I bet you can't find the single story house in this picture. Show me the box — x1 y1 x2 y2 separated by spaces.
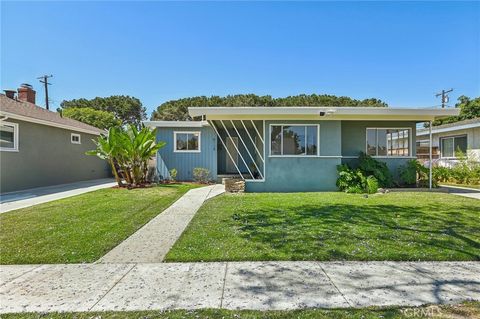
145 106 458 192
0 84 110 193
416 118 480 166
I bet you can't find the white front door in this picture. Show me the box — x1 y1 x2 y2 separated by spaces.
226 137 239 173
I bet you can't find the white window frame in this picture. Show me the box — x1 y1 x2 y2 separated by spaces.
71 133 81 144
269 124 320 157
173 131 201 153
365 127 412 158
440 134 467 159
0 121 19 152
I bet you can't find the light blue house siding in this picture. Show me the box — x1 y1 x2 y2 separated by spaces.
154 119 417 191
155 126 217 181
340 120 416 179
246 120 342 192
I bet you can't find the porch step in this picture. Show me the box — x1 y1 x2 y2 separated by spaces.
217 174 242 184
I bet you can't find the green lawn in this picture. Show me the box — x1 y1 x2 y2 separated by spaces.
166 192 480 262
0 184 197 264
2 303 479 319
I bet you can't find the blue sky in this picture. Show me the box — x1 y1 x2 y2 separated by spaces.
1 1 479 116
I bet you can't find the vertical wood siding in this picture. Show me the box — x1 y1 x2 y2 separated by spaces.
156 126 217 181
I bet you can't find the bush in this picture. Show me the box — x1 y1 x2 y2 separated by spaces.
398 159 430 187
169 168 177 182
336 164 378 194
358 152 393 187
366 176 379 194
432 159 480 186
193 167 211 184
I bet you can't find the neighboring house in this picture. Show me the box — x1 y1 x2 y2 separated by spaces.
145 106 458 192
416 118 480 167
0 84 109 193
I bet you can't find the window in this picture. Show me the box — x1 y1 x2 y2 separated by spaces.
270 125 318 156
366 128 411 157
440 135 467 158
174 131 201 152
71 133 81 144
0 121 18 151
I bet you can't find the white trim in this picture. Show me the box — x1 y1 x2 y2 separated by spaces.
208 120 245 180
70 133 81 144
220 120 255 179
365 127 412 157
0 111 102 135
241 120 264 163
144 120 209 128
173 131 201 153
230 120 264 180
189 106 459 121
0 121 19 152
439 134 467 159
269 124 320 157
417 122 480 136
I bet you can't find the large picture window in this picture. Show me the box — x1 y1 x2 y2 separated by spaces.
174 131 200 152
270 125 318 156
366 128 411 157
0 121 19 152
440 135 467 158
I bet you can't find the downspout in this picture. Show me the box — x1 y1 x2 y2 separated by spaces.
429 120 432 189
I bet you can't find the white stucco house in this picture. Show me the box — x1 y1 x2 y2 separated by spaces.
416 118 480 167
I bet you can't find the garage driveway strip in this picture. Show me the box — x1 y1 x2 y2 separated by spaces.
0 261 478 313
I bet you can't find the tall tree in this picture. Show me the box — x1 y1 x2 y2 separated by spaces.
60 95 147 127
62 107 121 129
151 94 388 121
432 96 480 126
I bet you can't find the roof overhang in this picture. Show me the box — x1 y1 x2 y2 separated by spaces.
0 110 103 135
188 107 460 122
417 121 480 136
144 120 210 128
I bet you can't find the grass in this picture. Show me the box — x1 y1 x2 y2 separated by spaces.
441 183 480 190
166 192 480 262
2 302 479 319
0 183 197 264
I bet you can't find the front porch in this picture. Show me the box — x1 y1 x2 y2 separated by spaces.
209 120 265 181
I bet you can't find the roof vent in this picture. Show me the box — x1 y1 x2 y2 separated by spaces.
3 89 16 99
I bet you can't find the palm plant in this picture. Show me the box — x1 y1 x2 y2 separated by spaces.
86 127 124 187
87 125 165 187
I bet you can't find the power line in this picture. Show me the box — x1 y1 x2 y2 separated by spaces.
37 75 53 110
435 88 453 108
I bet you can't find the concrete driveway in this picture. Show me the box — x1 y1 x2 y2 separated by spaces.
0 178 116 213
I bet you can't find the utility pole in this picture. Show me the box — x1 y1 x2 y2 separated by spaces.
435 88 453 108
37 75 53 110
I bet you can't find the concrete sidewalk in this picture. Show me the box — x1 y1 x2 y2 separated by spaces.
441 185 480 200
1 261 478 313
99 184 225 263
0 179 117 213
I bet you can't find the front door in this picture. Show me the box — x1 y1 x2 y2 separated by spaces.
226 137 239 173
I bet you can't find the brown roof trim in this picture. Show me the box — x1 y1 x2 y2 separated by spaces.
0 94 104 135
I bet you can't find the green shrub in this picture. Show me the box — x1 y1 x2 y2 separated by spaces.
433 158 480 186
398 159 430 187
169 168 177 182
358 152 393 187
336 164 377 194
193 167 211 184
366 176 379 194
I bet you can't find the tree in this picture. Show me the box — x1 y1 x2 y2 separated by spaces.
61 95 147 127
432 96 480 126
62 107 121 129
151 94 388 121
86 125 165 187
